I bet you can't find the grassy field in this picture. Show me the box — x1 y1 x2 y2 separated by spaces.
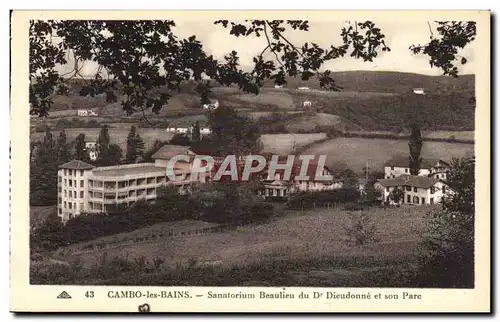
260 133 327 154
423 131 475 141
60 205 438 272
54 220 219 257
302 137 475 173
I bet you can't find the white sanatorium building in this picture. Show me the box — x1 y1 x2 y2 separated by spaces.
57 145 200 223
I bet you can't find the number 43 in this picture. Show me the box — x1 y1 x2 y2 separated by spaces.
85 291 94 298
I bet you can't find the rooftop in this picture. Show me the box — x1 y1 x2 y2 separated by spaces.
384 156 448 169
152 145 192 160
377 174 442 189
59 160 95 170
92 165 166 177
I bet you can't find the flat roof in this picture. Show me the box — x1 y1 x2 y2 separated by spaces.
92 165 166 178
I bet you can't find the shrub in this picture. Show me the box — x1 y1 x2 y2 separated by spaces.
343 212 380 246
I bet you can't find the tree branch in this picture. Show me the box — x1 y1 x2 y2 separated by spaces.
266 21 306 60
427 21 434 38
263 23 285 68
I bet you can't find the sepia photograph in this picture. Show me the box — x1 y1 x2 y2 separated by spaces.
10 9 490 312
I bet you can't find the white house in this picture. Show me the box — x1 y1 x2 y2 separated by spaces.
85 142 97 150
384 157 450 180
85 141 98 161
199 127 211 135
77 109 88 117
375 174 450 206
77 109 98 117
203 100 219 110
413 88 425 95
166 127 189 134
303 100 312 108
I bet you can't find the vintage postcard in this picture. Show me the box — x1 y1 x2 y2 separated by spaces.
10 10 490 313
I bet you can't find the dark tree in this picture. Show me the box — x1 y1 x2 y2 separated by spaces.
169 133 191 147
340 168 359 190
442 156 475 215
125 125 146 163
208 105 262 157
55 130 70 165
74 133 88 161
106 144 123 166
96 125 111 165
141 139 166 163
30 127 58 206
408 126 423 175
191 121 201 143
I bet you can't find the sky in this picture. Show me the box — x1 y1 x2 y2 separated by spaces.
57 19 478 77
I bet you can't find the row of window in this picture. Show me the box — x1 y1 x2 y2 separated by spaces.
63 169 85 177
387 195 436 205
386 185 446 194
389 166 408 172
60 201 84 211
60 190 85 199
59 177 85 188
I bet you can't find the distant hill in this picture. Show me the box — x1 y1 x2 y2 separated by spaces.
45 71 475 132
262 71 475 94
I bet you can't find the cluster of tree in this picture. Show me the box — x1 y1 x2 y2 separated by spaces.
30 124 149 205
417 156 475 288
30 128 71 205
190 182 274 225
286 188 361 209
256 112 307 134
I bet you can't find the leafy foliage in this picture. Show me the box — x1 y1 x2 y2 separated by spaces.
417 156 475 288
141 139 167 163
95 125 122 166
28 19 391 117
410 21 476 77
389 187 405 204
207 106 262 156
189 182 274 225
30 127 64 206
74 133 91 162
169 133 191 146
29 19 475 119
442 156 475 215
344 212 380 246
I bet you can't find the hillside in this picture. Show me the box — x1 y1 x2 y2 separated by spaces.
43 71 475 132
262 71 475 94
